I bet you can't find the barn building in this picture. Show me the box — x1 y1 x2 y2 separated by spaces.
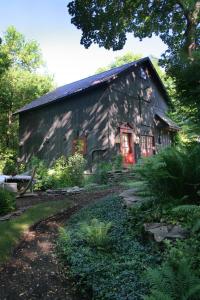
15 57 179 168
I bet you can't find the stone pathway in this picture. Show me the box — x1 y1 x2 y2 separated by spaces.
119 188 143 207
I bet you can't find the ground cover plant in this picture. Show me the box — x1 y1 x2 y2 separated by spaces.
58 196 161 300
0 199 71 263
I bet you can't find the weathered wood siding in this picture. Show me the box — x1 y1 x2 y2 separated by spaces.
19 85 110 166
19 63 172 167
107 64 171 159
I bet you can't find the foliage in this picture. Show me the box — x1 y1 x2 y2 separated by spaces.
68 1 200 126
96 51 165 80
29 153 86 190
3 160 17 175
80 218 112 249
94 161 112 184
145 247 200 300
0 148 17 173
113 154 123 170
29 156 52 190
172 205 200 232
67 152 86 186
0 188 16 215
68 1 199 56
134 144 200 203
58 196 161 299
0 26 53 151
0 199 71 264
167 51 200 124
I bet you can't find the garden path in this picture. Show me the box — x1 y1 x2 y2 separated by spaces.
0 187 121 300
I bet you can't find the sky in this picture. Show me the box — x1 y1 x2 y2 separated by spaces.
0 0 168 86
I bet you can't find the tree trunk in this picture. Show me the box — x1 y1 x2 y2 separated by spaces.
184 1 200 57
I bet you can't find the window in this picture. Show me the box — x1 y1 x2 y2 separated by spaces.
72 137 87 155
140 135 155 157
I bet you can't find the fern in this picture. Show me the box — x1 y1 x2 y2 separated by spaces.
172 205 200 215
80 218 112 249
134 144 200 203
145 253 200 300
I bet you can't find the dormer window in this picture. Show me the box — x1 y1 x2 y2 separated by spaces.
139 67 147 80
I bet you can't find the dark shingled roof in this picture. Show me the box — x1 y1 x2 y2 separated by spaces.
15 57 168 114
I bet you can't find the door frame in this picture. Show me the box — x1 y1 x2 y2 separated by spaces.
119 123 135 165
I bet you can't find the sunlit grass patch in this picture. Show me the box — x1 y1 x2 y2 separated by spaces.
0 199 71 264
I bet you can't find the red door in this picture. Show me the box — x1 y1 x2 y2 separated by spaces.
121 132 135 165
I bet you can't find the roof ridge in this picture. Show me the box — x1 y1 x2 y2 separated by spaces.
15 57 152 114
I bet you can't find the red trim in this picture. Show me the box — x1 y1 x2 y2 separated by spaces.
120 125 135 165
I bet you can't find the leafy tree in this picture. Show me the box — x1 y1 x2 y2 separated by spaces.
68 1 200 56
96 51 164 78
68 1 200 122
0 27 54 153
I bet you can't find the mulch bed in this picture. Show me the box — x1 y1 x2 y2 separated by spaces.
0 187 122 300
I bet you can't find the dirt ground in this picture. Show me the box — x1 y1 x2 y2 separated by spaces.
0 187 122 300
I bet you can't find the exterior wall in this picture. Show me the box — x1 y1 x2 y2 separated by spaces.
19 63 172 168
19 85 110 166
107 64 171 161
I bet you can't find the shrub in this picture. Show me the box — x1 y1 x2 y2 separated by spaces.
144 247 200 300
52 156 69 188
67 152 86 186
0 188 16 215
94 162 112 184
134 144 200 203
113 154 123 170
3 160 16 175
0 149 17 174
80 218 112 249
29 156 52 190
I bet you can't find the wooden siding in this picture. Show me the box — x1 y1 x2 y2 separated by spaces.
19 62 172 168
19 85 110 165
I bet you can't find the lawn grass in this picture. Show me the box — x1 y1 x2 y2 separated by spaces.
0 199 71 264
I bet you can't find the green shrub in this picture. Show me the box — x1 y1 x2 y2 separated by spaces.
29 153 86 190
51 155 69 188
144 247 200 300
67 152 86 186
113 154 123 170
94 162 112 184
29 156 52 190
0 149 17 174
0 188 16 215
3 160 16 175
58 196 160 299
134 144 200 203
172 205 200 232
80 218 112 249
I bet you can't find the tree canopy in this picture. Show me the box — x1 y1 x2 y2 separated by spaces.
68 1 200 123
68 1 200 56
96 52 164 79
0 27 54 153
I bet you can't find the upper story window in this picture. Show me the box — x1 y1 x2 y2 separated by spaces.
139 67 147 80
